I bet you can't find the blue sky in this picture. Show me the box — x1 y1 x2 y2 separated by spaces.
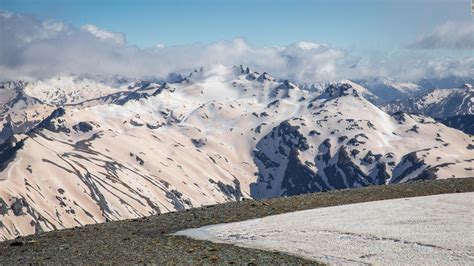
1 0 472 50
0 0 473 81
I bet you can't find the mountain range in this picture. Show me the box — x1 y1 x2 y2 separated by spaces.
0 65 472 240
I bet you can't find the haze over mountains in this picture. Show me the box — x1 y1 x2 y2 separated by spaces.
0 65 473 240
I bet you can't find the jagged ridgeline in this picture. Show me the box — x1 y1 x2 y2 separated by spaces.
0 65 473 240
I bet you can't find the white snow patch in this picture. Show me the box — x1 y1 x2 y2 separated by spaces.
174 193 474 265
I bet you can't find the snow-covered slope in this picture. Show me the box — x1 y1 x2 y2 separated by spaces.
381 84 473 119
175 193 474 265
0 65 473 240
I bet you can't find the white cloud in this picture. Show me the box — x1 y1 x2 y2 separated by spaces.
409 21 474 50
82 24 125 45
0 11 473 83
42 21 67 33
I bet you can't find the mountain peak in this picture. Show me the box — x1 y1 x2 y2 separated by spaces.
257 72 275 83
323 83 360 98
315 81 376 103
461 83 472 90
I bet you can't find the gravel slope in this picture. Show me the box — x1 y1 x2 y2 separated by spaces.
1 178 473 264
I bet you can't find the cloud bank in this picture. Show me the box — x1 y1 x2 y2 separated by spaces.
0 10 473 83
409 21 474 50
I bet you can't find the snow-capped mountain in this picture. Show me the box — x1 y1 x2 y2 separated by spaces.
381 84 473 119
357 76 474 104
23 75 140 105
250 83 473 198
357 77 426 104
0 65 473 240
0 81 56 144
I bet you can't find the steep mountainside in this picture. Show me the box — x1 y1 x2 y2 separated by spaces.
0 65 473 240
438 115 474 135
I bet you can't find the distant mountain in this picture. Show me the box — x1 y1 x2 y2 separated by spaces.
356 76 474 104
381 84 473 119
0 65 472 240
22 75 138 105
419 76 474 91
356 77 426 104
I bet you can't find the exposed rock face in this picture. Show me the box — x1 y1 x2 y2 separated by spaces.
73 122 94 133
0 137 25 172
438 115 474 135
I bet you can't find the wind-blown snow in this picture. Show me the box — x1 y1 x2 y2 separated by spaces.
174 192 474 265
